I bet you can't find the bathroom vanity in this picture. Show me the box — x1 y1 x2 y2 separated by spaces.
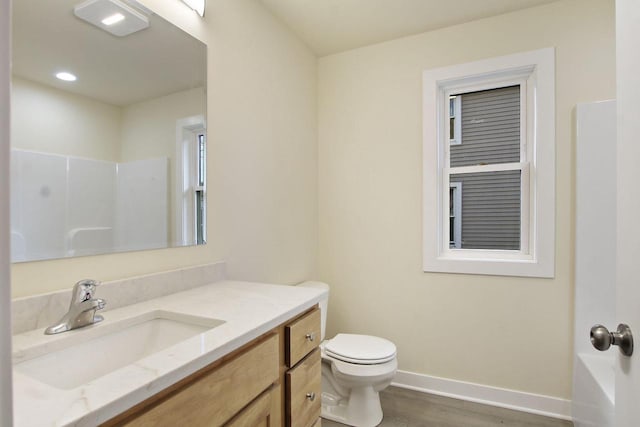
103 307 322 426
12 278 325 427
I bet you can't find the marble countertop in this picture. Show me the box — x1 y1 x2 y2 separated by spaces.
12 280 327 427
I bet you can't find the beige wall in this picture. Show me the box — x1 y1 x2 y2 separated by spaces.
317 0 615 399
11 0 318 297
11 77 121 161
120 87 205 163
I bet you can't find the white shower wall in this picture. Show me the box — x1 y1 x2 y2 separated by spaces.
68 157 116 231
66 157 116 257
115 158 168 252
10 149 167 261
10 150 67 261
573 100 616 427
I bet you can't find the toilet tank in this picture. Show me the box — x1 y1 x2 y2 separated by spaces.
297 281 329 341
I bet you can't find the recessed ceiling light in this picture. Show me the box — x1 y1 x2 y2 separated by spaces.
101 12 125 26
55 72 77 82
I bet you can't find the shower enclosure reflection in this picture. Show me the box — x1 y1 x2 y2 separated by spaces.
10 0 207 262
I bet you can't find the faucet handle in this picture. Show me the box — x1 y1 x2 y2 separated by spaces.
72 279 101 304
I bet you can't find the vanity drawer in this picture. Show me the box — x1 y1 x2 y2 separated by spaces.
117 333 279 427
286 348 321 427
286 307 321 368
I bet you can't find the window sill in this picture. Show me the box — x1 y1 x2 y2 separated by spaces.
424 254 554 278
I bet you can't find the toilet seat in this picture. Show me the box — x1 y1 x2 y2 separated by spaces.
327 353 398 379
324 334 396 365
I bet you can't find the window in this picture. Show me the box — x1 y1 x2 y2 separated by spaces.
175 115 206 246
422 48 555 278
448 85 524 251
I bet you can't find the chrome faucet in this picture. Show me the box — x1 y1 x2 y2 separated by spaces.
44 279 106 335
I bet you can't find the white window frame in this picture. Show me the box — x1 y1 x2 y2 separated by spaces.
422 48 555 278
449 182 462 249
195 132 207 245
445 81 529 255
449 95 462 145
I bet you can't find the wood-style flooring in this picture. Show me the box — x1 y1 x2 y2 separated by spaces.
321 386 574 427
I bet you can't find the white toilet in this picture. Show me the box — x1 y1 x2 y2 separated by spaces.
299 281 397 427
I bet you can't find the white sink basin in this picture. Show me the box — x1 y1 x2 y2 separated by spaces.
14 310 224 390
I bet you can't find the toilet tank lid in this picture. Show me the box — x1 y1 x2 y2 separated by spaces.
325 333 396 362
297 281 330 292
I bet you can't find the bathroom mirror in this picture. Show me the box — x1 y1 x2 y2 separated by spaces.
10 0 207 262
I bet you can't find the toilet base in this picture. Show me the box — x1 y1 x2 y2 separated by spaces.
321 387 383 427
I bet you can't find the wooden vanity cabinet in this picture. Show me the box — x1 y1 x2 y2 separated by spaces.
101 305 321 427
103 333 280 427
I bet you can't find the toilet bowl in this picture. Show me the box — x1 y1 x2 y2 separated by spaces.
298 282 397 427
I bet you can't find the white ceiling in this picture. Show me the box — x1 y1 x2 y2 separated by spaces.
259 0 561 56
13 0 562 104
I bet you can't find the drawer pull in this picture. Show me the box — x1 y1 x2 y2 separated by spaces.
306 392 316 402
305 333 316 342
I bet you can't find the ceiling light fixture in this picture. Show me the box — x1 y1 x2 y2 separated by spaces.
181 0 205 17
101 12 125 26
55 72 77 82
74 0 149 37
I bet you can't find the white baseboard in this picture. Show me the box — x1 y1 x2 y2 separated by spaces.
391 370 572 421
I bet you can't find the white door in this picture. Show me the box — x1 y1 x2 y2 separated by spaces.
615 1 640 425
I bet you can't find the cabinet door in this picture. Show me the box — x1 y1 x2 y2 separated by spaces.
226 387 275 427
118 333 279 427
286 348 321 427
